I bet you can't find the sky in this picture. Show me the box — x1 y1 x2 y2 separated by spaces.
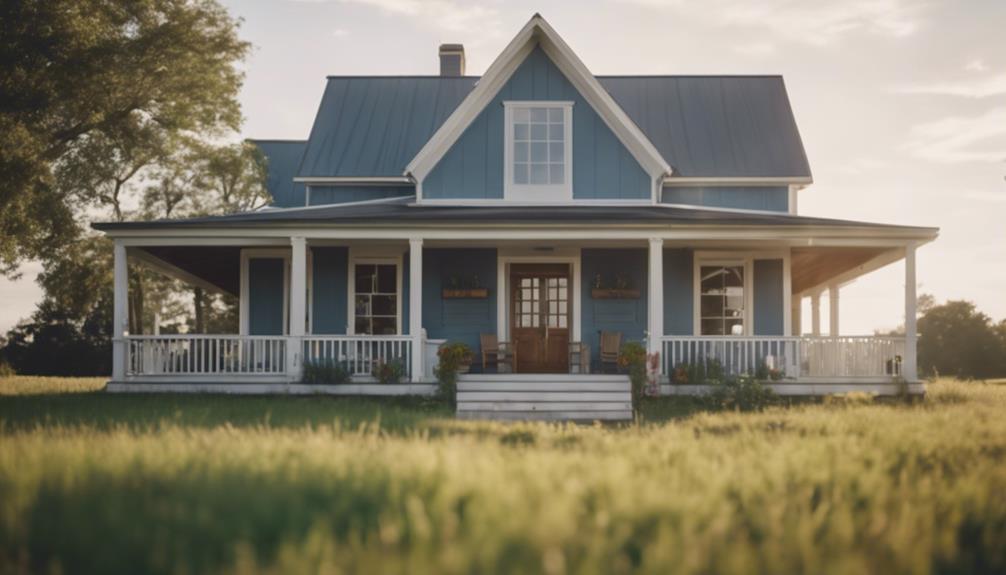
2 0 1005 335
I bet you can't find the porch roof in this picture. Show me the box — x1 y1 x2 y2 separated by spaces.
93 197 937 236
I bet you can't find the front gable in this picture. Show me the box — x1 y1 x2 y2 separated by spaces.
422 47 651 201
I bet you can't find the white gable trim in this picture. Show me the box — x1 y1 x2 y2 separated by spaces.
404 14 671 189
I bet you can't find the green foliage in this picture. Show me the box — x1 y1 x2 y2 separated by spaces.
705 375 777 412
671 358 725 385
301 359 351 385
918 300 1006 379
0 0 251 273
617 341 648 404
433 342 473 404
0 377 1004 573
372 358 406 385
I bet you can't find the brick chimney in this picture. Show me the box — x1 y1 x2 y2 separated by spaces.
439 44 465 77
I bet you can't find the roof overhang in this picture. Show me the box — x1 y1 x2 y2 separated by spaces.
404 14 672 185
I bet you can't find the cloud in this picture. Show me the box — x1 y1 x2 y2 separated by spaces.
965 59 989 72
331 28 350 37
618 0 923 46
895 73 1006 98
904 107 1006 163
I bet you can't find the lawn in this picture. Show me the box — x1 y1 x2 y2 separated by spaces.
1 377 1004 574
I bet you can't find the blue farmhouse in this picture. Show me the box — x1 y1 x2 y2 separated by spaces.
94 15 938 419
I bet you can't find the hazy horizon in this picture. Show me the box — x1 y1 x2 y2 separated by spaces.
2 0 1004 335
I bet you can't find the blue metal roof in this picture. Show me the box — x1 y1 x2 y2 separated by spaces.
251 140 308 207
296 75 811 179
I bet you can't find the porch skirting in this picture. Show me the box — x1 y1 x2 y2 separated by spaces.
105 382 438 396
659 381 925 397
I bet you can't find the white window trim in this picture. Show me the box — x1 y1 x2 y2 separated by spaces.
503 101 574 202
239 248 292 336
691 250 792 337
347 248 404 335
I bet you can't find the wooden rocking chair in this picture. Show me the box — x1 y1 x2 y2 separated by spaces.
599 331 623 373
481 333 517 373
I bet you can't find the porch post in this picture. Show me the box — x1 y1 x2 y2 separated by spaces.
828 285 840 336
647 238 664 372
904 244 918 381
791 296 802 336
288 236 307 381
409 238 424 382
112 240 129 381
811 293 821 336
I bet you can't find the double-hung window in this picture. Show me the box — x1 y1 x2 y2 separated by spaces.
699 264 747 336
504 101 573 201
352 262 400 335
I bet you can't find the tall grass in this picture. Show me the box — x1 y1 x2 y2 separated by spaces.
0 377 1004 574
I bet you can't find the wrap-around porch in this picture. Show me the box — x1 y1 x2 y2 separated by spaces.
107 232 924 395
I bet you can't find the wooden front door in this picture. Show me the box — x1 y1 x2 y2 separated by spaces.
510 264 570 373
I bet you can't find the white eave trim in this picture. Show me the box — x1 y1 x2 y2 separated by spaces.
404 14 672 186
293 176 414 185
663 176 814 186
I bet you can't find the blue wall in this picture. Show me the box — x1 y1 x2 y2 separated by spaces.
421 249 497 367
308 185 414 206
663 249 693 335
424 47 651 201
754 259 785 335
581 249 647 368
311 247 348 334
661 186 789 212
248 258 285 335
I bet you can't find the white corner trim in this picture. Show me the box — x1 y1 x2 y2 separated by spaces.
405 14 670 188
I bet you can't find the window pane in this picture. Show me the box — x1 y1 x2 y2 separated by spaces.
725 294 744 316
372 295 396 316
701 319 725 336
376 265 396 293
356 265 375 292
700 267 723 293
548 123 564 141
727 319 744 336
514 107 529 122
530 163 548 184
701 295 724 317
514 123 529 140
514 142 529 161
355 317 371 335
549 164 564 184
549 142 564 162
530 107 548 122
530 123 547 140
530 142 548 162
514 162 528 184
355 295 371 316
724 266 744 287
372 317 397 335
548 107 563 122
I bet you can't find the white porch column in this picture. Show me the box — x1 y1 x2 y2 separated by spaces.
904 244 918 381
647 238 664 371
409 238 424 382
811 293 821 336
791 296 802 336
828 285 840 337
288 237 307 380
112 241 129 381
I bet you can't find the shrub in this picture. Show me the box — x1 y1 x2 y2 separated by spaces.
301 358 351 385
705 375 776 412
671 359 725 385
618 341 660 406
434 342 473 405
372 358 405 385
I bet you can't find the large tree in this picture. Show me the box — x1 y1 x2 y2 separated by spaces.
917 300 1005 379
0 0 250 274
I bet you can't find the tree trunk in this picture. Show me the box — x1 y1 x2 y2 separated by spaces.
194 287 206 333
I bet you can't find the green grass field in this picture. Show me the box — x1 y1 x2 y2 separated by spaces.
1 377 1004 574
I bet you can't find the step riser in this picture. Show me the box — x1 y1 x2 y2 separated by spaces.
457 411 633 421
458 402 632 412
457 382 629 392
457 392 630 402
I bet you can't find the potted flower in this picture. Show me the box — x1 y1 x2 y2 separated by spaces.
438 342 474 374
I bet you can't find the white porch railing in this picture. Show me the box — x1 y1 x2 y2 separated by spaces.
126 335 287 376
302 335 413 379
661 336 905 380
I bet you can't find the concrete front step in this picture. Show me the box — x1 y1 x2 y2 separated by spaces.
455 374 633 421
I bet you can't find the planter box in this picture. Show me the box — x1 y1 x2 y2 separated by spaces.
442 288 489 299
591 288 640 299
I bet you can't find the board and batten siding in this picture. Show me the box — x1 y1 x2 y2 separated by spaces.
661 186 789 212
663 249 694 336
421 249 498 367
423 47 651 201
308 185 414 206
248 258 286 335
581 249 647 368
310 247 348 334
753 259 785 336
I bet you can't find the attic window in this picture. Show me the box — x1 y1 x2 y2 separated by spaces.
503 101 573 201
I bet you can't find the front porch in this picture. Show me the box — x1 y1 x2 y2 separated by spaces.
105 231 926 396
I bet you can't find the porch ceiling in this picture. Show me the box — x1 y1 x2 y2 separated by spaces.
137 246 241 295
791 246 891 295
